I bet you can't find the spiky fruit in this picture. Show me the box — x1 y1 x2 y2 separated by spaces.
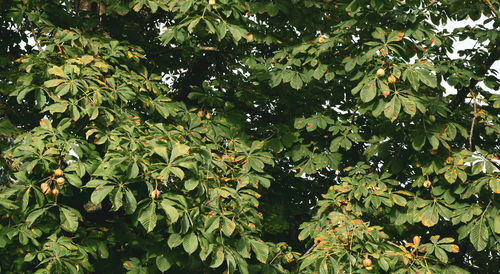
151 189 161 199
388 74 396 83
54 168 63 176
52 188 59 196
56 177 65 186
41 182 51 195
424 179 431 188
376 68 385 77
363 258 372 267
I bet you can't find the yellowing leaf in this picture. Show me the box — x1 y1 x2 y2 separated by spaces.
81 55 94 65
44 79 64 88
170 143 189 162
48 66 64 77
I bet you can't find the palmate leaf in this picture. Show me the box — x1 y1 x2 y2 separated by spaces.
91 185 114 205
182 232 198 255
59 206 80 233
470 219 489 251
138 202 157 232
2 0 500 273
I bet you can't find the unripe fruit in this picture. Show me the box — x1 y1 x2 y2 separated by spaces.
54 168 63 176
388 74 396 83
376 68 385 77
52 188 59 196
424 179 431 188
197 110 204 118
56 177 65 186
363 258 372 267
41 182 51 195
413 236 421 246
205 112 212 119
151 189 161 199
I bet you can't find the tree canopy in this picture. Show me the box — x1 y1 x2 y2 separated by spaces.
1 0 500 273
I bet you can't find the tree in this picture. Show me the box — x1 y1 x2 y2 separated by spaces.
1 0 499 273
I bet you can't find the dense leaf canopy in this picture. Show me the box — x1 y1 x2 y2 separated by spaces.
1 0 500 273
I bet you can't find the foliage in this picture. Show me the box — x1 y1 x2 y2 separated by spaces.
1 0 500 273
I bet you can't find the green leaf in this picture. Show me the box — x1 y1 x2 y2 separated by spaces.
138 202 157 232
59 207 79 232
210 247 225 268
170 143 190 162
204 216 220 234
290 73 303 90
360 80 376 102
184 179 199 191
216 23 227 41
470 220 489 251
26 207 48 227
153 146 169 161
489 177 500 193
156 255 172 272
378 257 389 271
434 247 448 263
168 233 183 248
412 131 426 151
124 188 137 214
183 232 198 255
65 173 82 188
43 103 68 114
250 239 268 263
91 185 115 204
222 217 236 236
160 200 179 223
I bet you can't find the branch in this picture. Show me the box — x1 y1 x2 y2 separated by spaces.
469 92 477 150
29 22 43 52
449 43 500 110
302 241 319 257
483 0 498 17
198 46 219 51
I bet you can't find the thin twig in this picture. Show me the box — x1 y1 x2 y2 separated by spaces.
29 22 43 52
469 92 477 150
386 240 401 248
198 46 219 51
302 241 319 257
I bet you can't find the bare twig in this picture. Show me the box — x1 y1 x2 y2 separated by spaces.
302 241 319 257
198 46 219 51
386 240 401 248
29 22 43 52
469 92 477 150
